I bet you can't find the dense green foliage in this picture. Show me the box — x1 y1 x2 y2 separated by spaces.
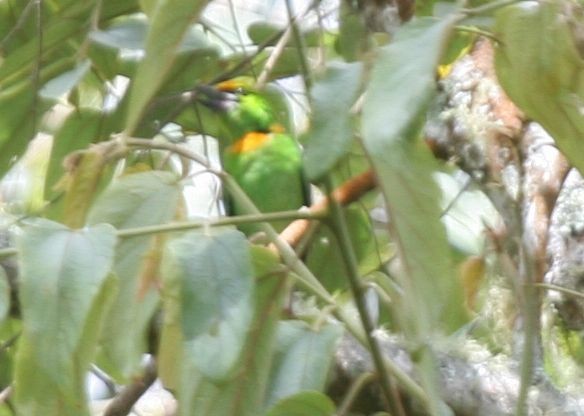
1 0 584 415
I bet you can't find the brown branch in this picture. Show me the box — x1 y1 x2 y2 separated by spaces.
103 357 158 416
276 170 377 250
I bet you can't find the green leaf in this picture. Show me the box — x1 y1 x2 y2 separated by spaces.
303 62 363 181
494 1 584 175
435 172 499 255
125 0 210 133
362 16 462 416
101 0 140 20
39 60 91 100
140 0 158 16
363 15 464 331
250 48 306 81
0 89 40 175
87 171 181 379
247 22 320 47
174 246 289 416
265 321 342 408
335 1 372 61
265 391 336 416
89 17 149 51
164 228 254 381
14 219 117 416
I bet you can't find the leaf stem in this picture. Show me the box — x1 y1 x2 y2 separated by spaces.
221 174 333 302
125 137 212 169
324 177 405 416
337 372 376 416
117 210 325 238
534 282 584 300
0 212 324 258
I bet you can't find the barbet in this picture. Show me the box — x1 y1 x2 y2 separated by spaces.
197 79 309 234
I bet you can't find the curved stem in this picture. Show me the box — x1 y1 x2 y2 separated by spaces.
325 177 405 416
337 372 377 416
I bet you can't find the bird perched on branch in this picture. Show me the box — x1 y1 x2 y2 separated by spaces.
196 78 309 234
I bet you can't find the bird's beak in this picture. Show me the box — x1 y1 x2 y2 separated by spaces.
195 85 238 112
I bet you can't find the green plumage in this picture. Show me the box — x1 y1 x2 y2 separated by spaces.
225 93 275 138
223 132 307 233
199 80 309 234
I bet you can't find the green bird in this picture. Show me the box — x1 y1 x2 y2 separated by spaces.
197 78 310 234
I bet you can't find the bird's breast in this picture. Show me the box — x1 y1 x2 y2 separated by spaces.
228 131 271 154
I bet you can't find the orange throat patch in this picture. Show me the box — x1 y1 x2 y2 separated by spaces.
229 131 271 154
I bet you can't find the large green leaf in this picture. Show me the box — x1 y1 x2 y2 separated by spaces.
14 219 117 416
303 62 363 181
265 391 336 416
87 171 181 379
363 16 464 331
175 246 289 416
265 321 342 408
494 1 584 174
164 228 254 381
362 16 462 416
125 0 211 133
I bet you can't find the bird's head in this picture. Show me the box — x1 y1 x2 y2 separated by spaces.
196 77 285 141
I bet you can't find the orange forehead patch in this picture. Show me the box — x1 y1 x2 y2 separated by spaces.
216 79 243 92
228 132 271 154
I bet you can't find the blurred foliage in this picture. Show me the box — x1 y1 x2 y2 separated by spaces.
0 0 582 415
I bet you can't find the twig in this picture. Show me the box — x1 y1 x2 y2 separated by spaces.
337 372 376 416
255 26 293 89
117 210 324 239
277 170 377 250
534 283 584 300
103 356 158 416
125 137 212 170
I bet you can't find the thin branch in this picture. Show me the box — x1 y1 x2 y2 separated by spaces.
337 372 376 416
277 170 377 250
103 356 158 416
255 25 293 89
117 210 324 239
326 177 405 416
534 283 584 301
125 137 212 170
